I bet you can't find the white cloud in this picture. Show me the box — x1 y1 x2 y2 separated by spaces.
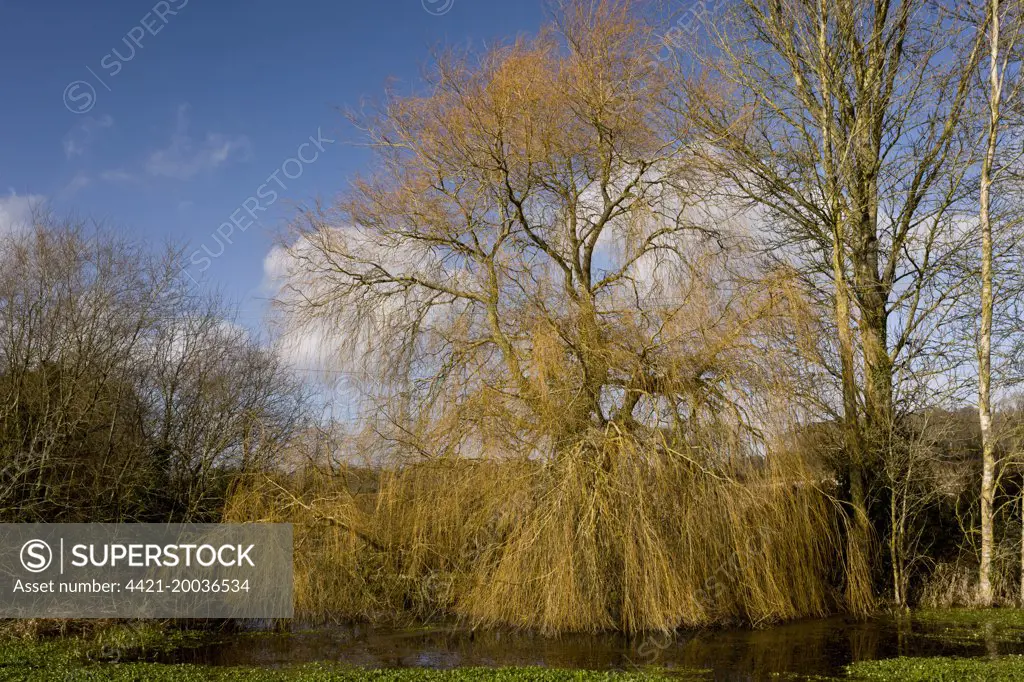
263 245 326 370
99 169 138 184
262 243 367 379
0 192 44 235
60 173 92 198
262 227 454 387
146 104 251 180
62 114 113 158
263 243 291 282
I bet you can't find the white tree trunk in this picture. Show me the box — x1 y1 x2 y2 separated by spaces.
979 0 1001 608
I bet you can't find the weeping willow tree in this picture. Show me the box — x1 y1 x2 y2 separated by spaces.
277 1 809 460
261 0 851 632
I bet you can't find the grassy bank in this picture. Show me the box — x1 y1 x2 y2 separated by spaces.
842 609 1024 680
0 640 698 681
0 627 702 681
903 608 1024 647
846 656 1024 681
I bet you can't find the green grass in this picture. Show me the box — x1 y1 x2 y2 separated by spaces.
0 636 705 681
909 608 1024 646
2 663 704 681
914 608 1024 628
846 655 1024 681
836 610 1024 680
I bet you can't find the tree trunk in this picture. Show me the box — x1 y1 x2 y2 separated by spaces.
853 208 893 441
979 0 1000 609
833 225 874 612
891 492 902 606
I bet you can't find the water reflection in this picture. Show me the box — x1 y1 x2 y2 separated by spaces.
165 615 1024 681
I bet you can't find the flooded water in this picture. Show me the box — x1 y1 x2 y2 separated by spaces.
164 615 1024 681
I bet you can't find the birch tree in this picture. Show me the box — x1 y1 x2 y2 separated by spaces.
977 0 1024 607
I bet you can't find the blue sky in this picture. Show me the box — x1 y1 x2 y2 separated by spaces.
0 0 546 329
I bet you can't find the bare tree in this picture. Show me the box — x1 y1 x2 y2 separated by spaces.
144 299 308 521
690 0 988 605
976 0 1024 606
882 414 953 606
276 1 808 464
0 212 308 522
0 213 172 520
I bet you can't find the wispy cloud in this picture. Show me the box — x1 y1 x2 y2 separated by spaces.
62 114 113 158
0 192 44 235
57 169 138 200
146 104 251 180
60 173 92 199
99 168 138 184
262 244 335 372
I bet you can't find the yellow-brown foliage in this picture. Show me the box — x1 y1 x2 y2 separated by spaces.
225 432 849 634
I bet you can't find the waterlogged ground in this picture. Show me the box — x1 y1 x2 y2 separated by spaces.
4 610 1024 680
163 610 1024 680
